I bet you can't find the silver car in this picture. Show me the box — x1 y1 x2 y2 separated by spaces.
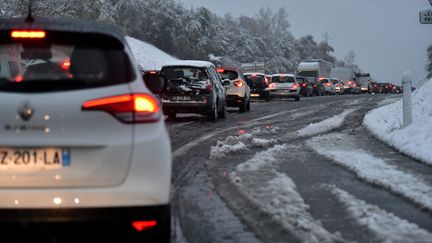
266 74 301 101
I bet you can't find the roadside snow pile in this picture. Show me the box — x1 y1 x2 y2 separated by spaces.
235 144 289 172
126 36 178 71
363 79 432 166
297 109 356 137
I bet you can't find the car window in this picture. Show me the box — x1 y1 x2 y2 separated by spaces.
0 41 134 93
219 70 239 80
272 76 295 83
162 66 208 82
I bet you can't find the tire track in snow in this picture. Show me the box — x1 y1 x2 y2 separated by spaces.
327 185 432 243
307 133 432 211
228 144 346 243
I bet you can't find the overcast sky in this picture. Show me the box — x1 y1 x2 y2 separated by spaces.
178 0 432 85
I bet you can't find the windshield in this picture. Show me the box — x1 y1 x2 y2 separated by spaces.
219 70 239 80
272 76 295 83
0 43 133 93
162 66 208 82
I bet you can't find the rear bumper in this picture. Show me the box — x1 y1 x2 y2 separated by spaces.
0 204 170 242
269 89 299 97
162 101 211 115
226 95 243 107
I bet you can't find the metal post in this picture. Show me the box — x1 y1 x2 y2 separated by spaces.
402 71 412 128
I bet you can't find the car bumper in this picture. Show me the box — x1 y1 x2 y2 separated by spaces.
269 89 299 97
226 94 243 107
0 204 170 242
162 100 211 114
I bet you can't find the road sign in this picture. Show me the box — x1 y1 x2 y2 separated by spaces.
419 9 432 24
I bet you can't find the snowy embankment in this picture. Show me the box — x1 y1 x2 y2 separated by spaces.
126 36 178 71
297 109 355 137
363 80 432 166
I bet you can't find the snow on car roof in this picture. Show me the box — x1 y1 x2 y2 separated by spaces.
243 72 266 76
162 60 215 68
272 73 296 77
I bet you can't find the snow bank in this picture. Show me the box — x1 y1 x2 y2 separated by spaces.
307 133 432 211
235 144 289 172
329 186 432 242
363 80 432 165
126 36 178 71
297 109 355 137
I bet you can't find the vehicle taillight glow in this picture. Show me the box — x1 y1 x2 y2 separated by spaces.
11 30 46 38
302 83 307 87
82 94 160 123
291 83 299 90
15 75 23 83
234 80 243 87
61 60 71 70
216 68 224 73
132 220 158 232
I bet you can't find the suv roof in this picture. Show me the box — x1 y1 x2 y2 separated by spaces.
163 60 215 68
0 17 126 43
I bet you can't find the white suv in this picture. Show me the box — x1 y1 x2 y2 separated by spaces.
0 17 172 242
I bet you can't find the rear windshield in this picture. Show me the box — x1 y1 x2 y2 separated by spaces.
162 67 208 82
320 79 329 83
244 74 265 84
272 76 295 83
219 70 238 80
0 36 134 93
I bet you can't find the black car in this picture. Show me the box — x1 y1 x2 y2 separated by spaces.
296 76 314 97
160 60 227 121
243 72 270 101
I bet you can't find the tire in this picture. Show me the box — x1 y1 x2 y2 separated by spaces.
294 96 300 102
246 97 251 111
239 97 247 113
209 101 218 122
219 100 227 119
167 112 176 121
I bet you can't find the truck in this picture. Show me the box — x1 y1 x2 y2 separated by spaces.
296 59 334 83
356 73 372 93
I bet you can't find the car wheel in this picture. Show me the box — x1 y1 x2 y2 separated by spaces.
294 96 300 102
246 97 251 111
239 97 247 113
167 112 176 121
209 101 218 121
219 100 227 118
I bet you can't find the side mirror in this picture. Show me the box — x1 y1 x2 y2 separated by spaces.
143 73 166 95
222 79 231 86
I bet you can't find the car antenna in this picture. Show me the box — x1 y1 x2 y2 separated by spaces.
25 0 35 22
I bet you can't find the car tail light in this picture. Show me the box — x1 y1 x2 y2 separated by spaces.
233 80 244 87
205 82 213 92
325 83 331 86
61 60 71 70
313 84 317 87
302 83 307 87
268 83 274 89
216 68 224 73
11 30 46 38
82 93 160 123
132 220 158 232
291 83 299 90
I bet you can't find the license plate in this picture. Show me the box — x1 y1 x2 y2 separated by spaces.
250 93 260 97
0 148 70 170
172 96 191 101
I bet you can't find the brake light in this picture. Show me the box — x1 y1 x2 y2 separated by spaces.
11 30 46 38
216 68 224 73
233 80 243 87
61 60 71 70
268 83 274 89
132 220 158 232
291 83 299 90
206 82 213 92
325 83 331 86
302 83 307 87
82 94 160 123
149 70 157 75
15 75 23 83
